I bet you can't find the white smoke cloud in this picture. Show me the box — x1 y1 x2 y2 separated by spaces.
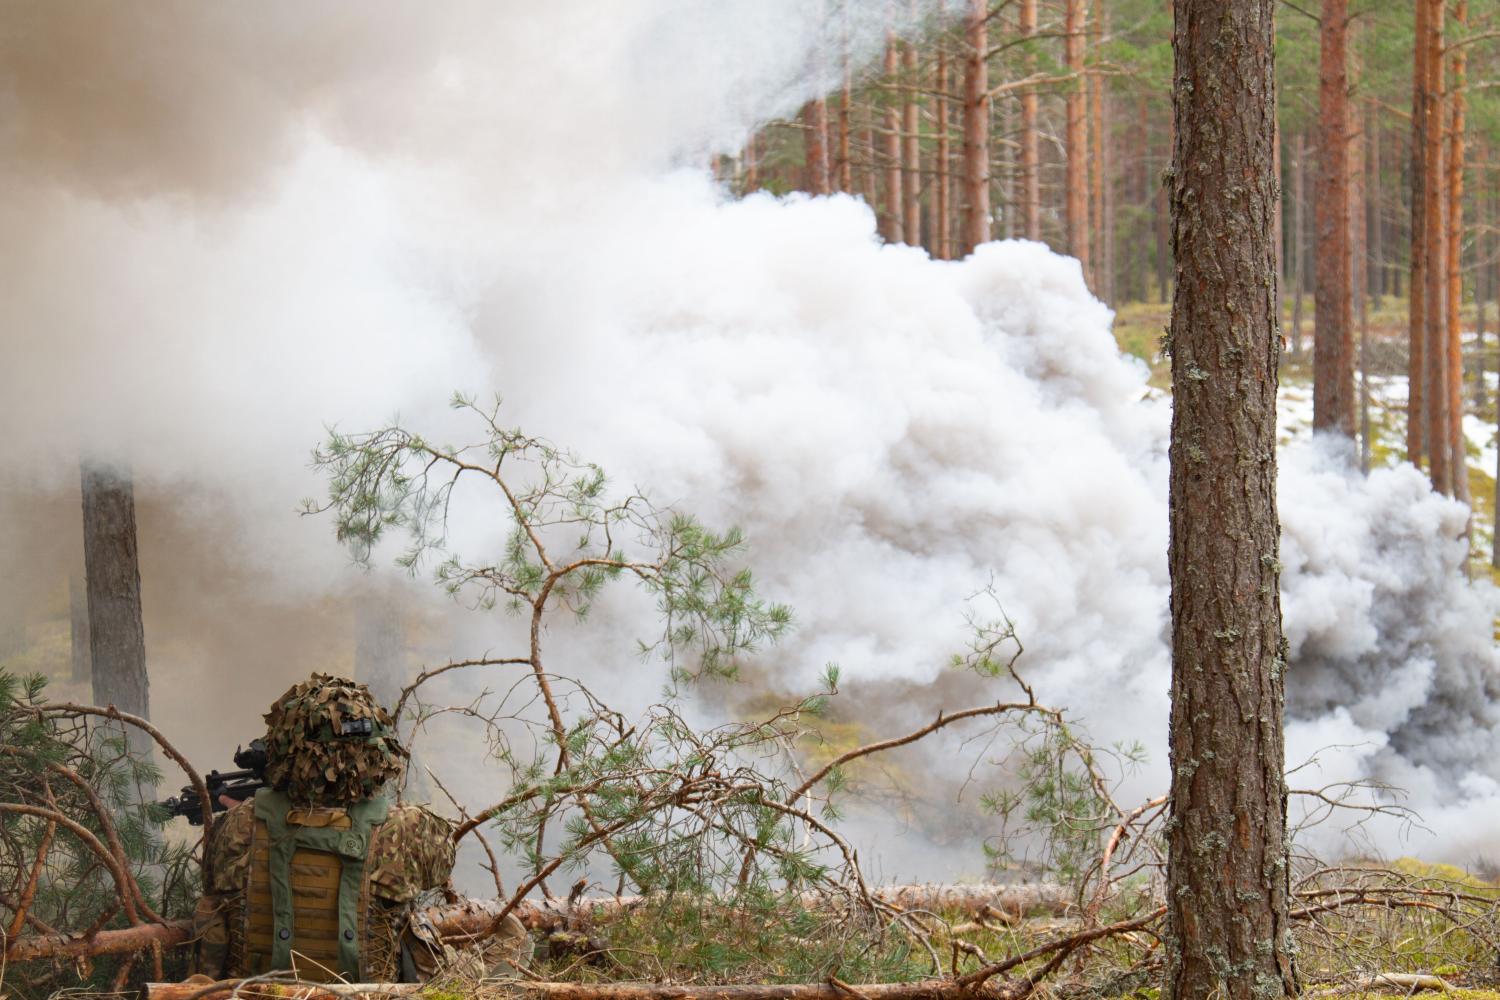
3 0 1498 880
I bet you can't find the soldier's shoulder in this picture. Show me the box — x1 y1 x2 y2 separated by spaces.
384 803 456 839
368 802 457 902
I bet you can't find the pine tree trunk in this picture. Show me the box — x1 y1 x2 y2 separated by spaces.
1065 0 1088 274
1357 96 1372 473
935 50 951 260
1409 0 1431 466
901 37 921 247
1291 131 1306 359
79 462 152 760
1476 142 1489 413
1273 112 1284 303
836 18 852 195
1314 0 1353 436
1088 3 1107 296
1137 95 1152 301
1019 0 1040 241
1156 113 1171 302
1369 111 1384 300
1447 0 1469 505
1164 0 1298 998
883 37 905 244
744 133 759 193
804 99 830 196
69 573 90 683
1424 0 1449 494
355 581 408 712
959 0 990 255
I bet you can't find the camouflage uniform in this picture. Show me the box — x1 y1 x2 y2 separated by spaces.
194 674 528 983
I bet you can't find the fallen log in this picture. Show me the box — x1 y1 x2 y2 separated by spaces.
8 885 1070 964
6 900 523 964
1311 974 1453 996
143 979 1012 1000
515 883 1073 931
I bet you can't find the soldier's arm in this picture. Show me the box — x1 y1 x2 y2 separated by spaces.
194 800 256 977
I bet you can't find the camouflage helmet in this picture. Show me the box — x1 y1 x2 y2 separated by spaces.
262 673 408 806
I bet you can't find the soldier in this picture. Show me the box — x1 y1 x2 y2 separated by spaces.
193 673 527 982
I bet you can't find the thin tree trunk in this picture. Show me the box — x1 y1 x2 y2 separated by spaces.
1370 109 1383 301
1477 143 1490 413
1314 0 1353 436
744 133 759 193
959 0 990 255
836 14 852 194
901 36 921 246
69 574 90 683
1447 0 1469 506
1358 97 1372 473
1156 112 1171 302
1137 95 1152 301
1291 130 1307 359
1065 0 1089 274
1019 0 1040 241
1164 0 1297 998
79 462 151 761
883 36 905 244
935 49 951 260
1409 0 1431 466
1088 3 1107 295
1424 0 1449 494
804 99 830 196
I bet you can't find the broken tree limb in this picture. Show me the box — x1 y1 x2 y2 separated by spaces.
1310 974 1453 995
6 919 193 963
7 885 1071 964
514 884 1074 932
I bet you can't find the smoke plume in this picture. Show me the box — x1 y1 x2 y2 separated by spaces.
2 1 1497 881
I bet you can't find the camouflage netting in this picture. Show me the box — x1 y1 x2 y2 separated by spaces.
262 673 408 806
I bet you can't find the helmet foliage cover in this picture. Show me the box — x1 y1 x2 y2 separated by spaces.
262 674 408 806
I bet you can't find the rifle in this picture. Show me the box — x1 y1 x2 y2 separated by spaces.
156 739 268 825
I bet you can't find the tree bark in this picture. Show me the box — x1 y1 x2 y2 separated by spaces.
1314 0 1353 436
1446 0 1469 506
959 0 990 255
79 462 151 760
1019 0 1041 241
1164 1 1297 998
1408 0 1431 467
1424 0 1449 494
1065 0 1089 275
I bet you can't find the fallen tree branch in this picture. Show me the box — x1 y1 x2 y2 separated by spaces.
6 885 1075 964
1312 973 1453 995
144 979 1015 1000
